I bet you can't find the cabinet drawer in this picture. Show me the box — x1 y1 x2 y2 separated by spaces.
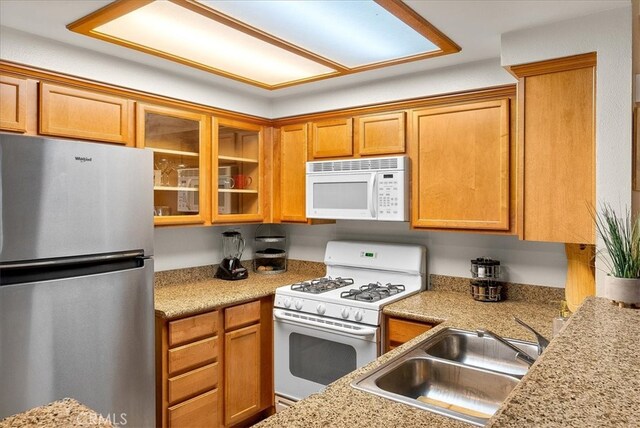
225 300 260 330
387 318 433 345
39 82 133 144
168 388 218 428
168 362 218 405
169 312 218 347
168 336 218 376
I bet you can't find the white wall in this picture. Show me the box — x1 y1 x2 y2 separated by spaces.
0 26 271 118
285 222 567 288
271 58 516 118
501 6 633 294
153 225 259 272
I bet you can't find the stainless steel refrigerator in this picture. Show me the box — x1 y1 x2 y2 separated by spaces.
0 134 155 426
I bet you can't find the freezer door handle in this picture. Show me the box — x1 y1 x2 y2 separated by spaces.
1 250 145 269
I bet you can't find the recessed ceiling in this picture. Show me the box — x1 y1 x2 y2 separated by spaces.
0 1 629 98
67 0 460 90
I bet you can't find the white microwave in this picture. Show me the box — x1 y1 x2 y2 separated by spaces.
306 156 408 221
177 168 199 213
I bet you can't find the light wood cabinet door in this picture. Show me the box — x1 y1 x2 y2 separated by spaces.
355 111 405 156
0 74 27 133
385 317 433 352
137 103 210 226
310 117 353 159
213 117 264 223
168 389 219 428
411 99 510 230
510 54 596 244
224 323 261 426
276 123 308 222
39 82 133 144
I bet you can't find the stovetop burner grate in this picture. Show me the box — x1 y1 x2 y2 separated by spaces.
340 282 406 302
290 277 355 294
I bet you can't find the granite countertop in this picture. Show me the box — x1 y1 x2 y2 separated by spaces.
0 399 112 428
256 284 640 427
154 259 325 319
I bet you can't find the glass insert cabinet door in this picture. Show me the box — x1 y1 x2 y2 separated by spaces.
213 118 263 222
136 103 209 225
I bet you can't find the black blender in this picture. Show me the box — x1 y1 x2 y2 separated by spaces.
215 230 248 280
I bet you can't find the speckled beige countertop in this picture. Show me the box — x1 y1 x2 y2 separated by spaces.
0 399 112 428
256 280 640 428
155 259 325 319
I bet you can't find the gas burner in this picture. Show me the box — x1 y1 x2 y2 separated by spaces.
290 277 354 294
340 282 406 302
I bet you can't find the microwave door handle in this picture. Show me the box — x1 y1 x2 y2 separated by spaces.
369 174 377 218
273 309 377 338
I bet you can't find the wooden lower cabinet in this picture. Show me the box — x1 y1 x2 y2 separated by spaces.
385 316 435 352
224 324 261 425
156 297 274 428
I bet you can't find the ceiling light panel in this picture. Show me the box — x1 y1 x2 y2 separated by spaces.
200 0 439 68
93 1 336 86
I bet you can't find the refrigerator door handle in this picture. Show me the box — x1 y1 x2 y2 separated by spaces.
0 250 145 269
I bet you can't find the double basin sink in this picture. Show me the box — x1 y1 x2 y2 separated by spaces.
352 328 539 426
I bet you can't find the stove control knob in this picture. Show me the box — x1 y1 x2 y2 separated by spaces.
295 300 303 310
317 304 326 315
355 310 364 322
341 308 350 319
284 298 292 309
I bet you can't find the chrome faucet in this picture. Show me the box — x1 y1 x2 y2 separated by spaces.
476 329 537 366
514 317 550 356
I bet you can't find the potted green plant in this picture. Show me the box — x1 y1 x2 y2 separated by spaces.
594 205 640 307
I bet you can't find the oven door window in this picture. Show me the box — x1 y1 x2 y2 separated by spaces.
289 332 357 385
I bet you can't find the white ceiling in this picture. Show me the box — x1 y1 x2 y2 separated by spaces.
0 0 629 99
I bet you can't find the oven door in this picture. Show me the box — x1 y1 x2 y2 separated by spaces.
306 172 377 220
274 309 379 402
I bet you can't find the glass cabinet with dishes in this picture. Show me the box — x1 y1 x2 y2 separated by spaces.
213 118 263 223
136 103 209 226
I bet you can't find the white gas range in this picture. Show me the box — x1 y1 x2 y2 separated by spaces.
273 241 426 410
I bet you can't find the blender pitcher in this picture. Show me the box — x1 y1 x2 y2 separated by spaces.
215 231 248 280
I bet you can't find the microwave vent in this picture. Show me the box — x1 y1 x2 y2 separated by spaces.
311 156 401 172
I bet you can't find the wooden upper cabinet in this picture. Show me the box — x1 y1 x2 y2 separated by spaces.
275 123 309 223
39 82 134 145
136 103 210 226
213 118 264 223
509 53 596 244
355 111 405 156
0 74 28 133
310 117 353 159
411 99 511 231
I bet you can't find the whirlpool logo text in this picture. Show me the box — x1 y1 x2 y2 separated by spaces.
74 156 92 162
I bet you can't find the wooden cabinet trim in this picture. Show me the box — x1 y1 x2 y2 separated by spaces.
168 336 218 376
169 311 218 348
39 82 133 145
0 74 27 132
225 300 261 331
507 52 597 78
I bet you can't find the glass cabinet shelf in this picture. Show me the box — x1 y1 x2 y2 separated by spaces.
218 155 258 164
218 188 259 194
154 186 199 192
149 147 199 157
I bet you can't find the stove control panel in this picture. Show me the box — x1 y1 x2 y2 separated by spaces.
377 171 405 221
274 294 381 325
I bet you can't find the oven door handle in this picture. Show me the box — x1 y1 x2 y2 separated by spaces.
273 309 378 338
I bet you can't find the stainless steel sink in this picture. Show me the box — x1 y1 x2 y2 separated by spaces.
352 328 539 426
423 328 538 377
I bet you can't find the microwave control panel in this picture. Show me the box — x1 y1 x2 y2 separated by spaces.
377 171 406 221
